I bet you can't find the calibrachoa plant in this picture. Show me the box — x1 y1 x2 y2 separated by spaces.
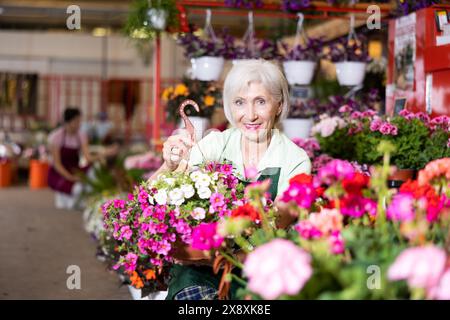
101 161 247 292
202 141 450 300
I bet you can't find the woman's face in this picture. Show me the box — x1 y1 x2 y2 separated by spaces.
230 81 281 143
66 116 81 133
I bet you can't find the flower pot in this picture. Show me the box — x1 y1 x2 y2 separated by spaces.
388 169 416 188
147 8 167 30
0 161 12 188
282 118 314 139
335 61 366 86
127 285 149 300
191 56 224 81
178 116 210 141
283 61 316 85
29 159 49 189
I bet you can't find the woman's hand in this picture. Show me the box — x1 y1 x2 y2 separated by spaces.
172 242 213 266
162 129 195 171
274 200 299 229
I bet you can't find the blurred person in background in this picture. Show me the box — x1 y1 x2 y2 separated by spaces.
47 107 116 209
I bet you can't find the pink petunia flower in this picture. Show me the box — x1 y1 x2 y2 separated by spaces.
243 239 313 299
191 222 223 250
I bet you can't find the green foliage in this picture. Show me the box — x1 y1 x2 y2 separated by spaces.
316 127 355 160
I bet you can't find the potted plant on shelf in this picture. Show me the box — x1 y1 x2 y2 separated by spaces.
327 33 372 86
0 132 21 188
162 79 222 140
282 99 321 139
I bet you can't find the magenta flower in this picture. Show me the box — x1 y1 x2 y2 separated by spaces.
191 222 223 250
281 183 316 209
369 119 382 132
113 199 126 209
124 252 138 272
339 104 352 113
294 220 322 239
316 159 355 185
155 239 172 256
379 123 391 135
328 230 345 254
220 163 233 175
340 195 376 218
388 245 447 290
210 192 225 209
387 193 415 222
119 225 133 241
244 239 313 299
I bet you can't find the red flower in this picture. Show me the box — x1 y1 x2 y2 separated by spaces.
289 173 313 186
342 172 369 195
231 203 261 222
315 187 325 198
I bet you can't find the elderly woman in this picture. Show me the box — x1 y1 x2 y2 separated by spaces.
152 60 311 300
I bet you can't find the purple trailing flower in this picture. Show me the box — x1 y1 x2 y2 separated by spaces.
224 0 263 9
281 37 323 61
281 0 311 12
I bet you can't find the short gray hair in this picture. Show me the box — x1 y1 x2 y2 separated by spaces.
223 59 290 126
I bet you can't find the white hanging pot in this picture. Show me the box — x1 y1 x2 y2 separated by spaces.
178 116 210 141
283 61 316 85
147 8 168 31
128 285 150 300
282 118 314 139
335 61 366 86
190 56 224 81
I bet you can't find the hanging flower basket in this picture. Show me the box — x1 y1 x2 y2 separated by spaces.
335 61 367 86
283 61 316 85
282 118 314 139
190 56 224 81
29 159 49 189
178 116 210 141
147 8 168 30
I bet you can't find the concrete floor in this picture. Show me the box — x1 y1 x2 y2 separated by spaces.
0 186 130 299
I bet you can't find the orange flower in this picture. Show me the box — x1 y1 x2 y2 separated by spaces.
162 87 173 101
129 271 144 289
143 269 156 280
203 95 215 107
174 84 188 96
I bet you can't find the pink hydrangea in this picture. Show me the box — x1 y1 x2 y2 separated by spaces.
386 193 415 222
388 245 447 290
243 239 313 299
191 222 224 250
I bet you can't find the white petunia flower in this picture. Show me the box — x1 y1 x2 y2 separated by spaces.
190 171 202 182
164 178 176 186
195 174 211 188
169 188 184 206
154 189 168 205
191 207 206 220
197 186 212 199
181 184 195 199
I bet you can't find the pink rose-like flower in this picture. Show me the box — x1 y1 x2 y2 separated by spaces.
388 245 447 289
387 193 415 222
191 222 223 250
244 239 313 300
308 208 343 235
370 119 382 132
379 122 392 135
339 104 352 113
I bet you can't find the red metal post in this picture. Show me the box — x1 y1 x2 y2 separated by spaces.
152 33 162 150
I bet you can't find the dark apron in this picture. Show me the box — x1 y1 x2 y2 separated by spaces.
166 168 281 300
48 130 87 195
